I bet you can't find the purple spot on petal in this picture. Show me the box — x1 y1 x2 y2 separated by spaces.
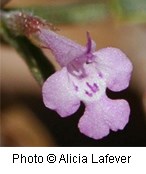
73 84 79 91
86 82 99 93
98 72 103 78
85 90 93 97
93 83 99 92
75 86 78 91
86 82 91 88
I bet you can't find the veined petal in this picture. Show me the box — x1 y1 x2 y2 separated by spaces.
94 47 133 91
38 29 86 67
42 67 80 117
78 95 130 139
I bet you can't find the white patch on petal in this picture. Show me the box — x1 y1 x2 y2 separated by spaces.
69 63 106 103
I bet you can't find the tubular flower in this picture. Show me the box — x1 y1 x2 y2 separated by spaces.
38 29 132 140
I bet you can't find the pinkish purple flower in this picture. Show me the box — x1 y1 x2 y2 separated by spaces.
38 29 133 140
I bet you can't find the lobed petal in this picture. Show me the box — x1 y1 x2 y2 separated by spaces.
78 95 130 139
94 47 133 91
42 67 80 117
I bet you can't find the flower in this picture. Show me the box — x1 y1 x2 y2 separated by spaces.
37 28 133 140
1 10 133 139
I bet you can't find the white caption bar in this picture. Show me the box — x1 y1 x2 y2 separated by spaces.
0 147 145 174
